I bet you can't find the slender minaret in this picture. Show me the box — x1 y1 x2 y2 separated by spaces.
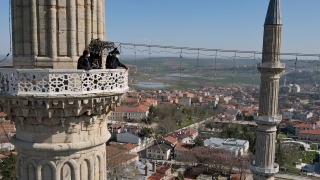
250 0 284 180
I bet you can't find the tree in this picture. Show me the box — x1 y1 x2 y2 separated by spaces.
140 127 153 138
157 117 176 135
193 136 204 147
176 171 184 180
0 153 17 179
275 140 300 167
146 105 158 123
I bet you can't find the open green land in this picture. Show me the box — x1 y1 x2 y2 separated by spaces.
122 57 262 89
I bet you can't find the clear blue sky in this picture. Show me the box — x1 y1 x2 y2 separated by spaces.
0 0 319 55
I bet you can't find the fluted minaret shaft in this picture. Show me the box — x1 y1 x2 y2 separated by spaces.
11 0 106 69
251 0 284 180
262 25 282 64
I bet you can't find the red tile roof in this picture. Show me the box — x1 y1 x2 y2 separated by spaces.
106 145 138 168
230 174 246 180
147 172 165 180
0 154 8 159
115 105 149 113
162 136 178 144
0 120 15 142
175 142 192 151
111 124 121 129
122 143 137 150
0 112 7 117
299 129 320 135
156 165 171 174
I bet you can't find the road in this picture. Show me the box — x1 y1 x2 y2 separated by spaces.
211 119 257 126
276 172 320 180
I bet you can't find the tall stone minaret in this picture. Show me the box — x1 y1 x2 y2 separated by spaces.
0 0 128 180
250 0 284 180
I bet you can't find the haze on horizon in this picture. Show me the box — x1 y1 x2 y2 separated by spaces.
0 0 319 57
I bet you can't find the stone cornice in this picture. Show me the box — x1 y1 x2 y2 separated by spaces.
11 131 109 151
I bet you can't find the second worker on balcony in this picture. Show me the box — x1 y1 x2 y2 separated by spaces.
106 48 128 70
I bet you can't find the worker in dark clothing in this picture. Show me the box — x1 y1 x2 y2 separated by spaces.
77 50 92 70
106 48 128 70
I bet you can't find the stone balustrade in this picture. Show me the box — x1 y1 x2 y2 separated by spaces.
253 114 282 123
257 62 285 69
250 163 279 175
0 68 128 96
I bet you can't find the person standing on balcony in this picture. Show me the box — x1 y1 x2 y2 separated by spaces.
106 48 128 70
77 50 92 70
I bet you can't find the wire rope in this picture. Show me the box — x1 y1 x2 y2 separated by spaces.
148 46 152 92
180 48 182 91
231 52 237 95
214 50 218 88
252 53 256 87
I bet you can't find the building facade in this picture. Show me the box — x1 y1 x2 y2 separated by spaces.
146 144 172 160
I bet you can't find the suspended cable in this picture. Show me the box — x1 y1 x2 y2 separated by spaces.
231 52 237 95
252 53 256 87
214 50 218 88
180 48 182 91
311 57 320 107
115 42 320 57
165 47 168 61
196 49 200 87
148 46 152 92
293 56 298 86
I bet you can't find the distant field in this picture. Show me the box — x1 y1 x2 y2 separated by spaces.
123 57 262 89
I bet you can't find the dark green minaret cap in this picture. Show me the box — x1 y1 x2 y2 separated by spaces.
265 0 282 25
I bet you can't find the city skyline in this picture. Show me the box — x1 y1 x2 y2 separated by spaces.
0 0 320 56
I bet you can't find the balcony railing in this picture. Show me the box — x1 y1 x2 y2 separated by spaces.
253 114 282 122
257 63 285 69
250 163 279 175
0 69 128 96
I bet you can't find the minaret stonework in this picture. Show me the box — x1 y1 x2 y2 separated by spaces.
0 0 129 180
250 0 284 180
11 0 105 69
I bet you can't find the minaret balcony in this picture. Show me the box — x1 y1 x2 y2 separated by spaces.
257 62 285 69
257 62 285 74
254 114 282 125
0 68 128 96
250 163 279 176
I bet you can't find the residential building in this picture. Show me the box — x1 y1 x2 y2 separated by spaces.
117 132 142 145
147 165 175 180
146 144 172 160
109 105 149 121
174 142 192 158
204 138 249 156
298 129 320 142
166 128 198 143
178 94 191 106
157 136 178 147
287 122 320 135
